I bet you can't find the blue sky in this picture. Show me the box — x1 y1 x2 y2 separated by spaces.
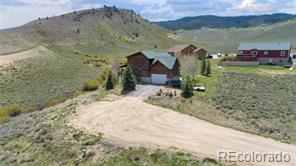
0 0 295 29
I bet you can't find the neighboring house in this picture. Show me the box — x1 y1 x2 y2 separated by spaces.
193 48 207 60
167 44 207 60
167 44 197 57
237 42 292 66
127 51 180 84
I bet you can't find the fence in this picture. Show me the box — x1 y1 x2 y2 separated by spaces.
218 61 259 66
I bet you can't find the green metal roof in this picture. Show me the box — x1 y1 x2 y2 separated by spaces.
141 50 177 70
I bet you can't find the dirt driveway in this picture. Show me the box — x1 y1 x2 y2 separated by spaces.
69 85 296 166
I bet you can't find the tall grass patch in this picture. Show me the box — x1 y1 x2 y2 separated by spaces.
0 104 22 123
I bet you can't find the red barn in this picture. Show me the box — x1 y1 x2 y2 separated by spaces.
237 42 292 66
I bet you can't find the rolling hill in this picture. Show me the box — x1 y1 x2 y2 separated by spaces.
155 13 296 30
1 6 180 56
0 6 181 109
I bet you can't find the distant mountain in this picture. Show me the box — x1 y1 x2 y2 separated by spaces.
155 13 296 30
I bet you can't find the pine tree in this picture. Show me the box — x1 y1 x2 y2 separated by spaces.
106 73 114 90
122 66 136 92
200 59 206 75
181 75 194 98
205 60 212 75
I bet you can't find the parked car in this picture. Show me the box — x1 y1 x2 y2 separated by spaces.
193 86 206 92
207 54 213 59
166 77 183 88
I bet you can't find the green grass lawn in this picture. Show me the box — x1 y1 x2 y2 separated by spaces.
225 65 291 73
148 63 296 144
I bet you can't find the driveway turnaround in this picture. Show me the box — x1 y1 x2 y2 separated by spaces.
69 85 296 166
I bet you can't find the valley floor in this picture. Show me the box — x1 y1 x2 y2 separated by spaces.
68 85 296 166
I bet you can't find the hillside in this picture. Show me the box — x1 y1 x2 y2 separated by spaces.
178 19 296 53
2 6 179 56
155 13 296 30
0 6 181 109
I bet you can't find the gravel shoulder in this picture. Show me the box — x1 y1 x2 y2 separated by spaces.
68 85 296 166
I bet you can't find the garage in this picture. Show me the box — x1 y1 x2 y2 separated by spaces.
151 74 167 85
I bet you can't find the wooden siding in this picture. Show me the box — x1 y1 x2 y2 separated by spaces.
150 59 180 78
193 49 207 60
238 50 290 58
127 52 151 77
237 49 291 65
180 45 197 56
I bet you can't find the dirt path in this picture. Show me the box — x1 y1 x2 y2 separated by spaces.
0 46 43 66
69 85 296 166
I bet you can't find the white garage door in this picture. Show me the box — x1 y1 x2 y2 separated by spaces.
151 74 167 85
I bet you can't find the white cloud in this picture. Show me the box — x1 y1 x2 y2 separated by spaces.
128 0 167 6
0 0 103 29
234 0 295 14
237 0 254 9
79 3 103 10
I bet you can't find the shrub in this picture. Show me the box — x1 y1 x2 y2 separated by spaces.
120 35 129 42
5 104 22 117
200 59 206 75
23 106 37 113
202 157 218 164
83 80 98 91
205 60 212 75
221 56 237 62
105 73 114 90
122 66 136 93
0 110 9 123
181 75 194 98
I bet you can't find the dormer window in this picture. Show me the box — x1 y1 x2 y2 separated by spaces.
281 51 285 57
148 59 154 65
251 51 257 55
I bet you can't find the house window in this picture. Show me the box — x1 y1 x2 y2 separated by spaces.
238 51 243 55
251 51 257 55
281 51 286 57
264 51 268 55
148 59 154 65
279 60 283 64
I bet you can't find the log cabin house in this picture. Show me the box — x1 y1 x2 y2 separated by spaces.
126 51 180 85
